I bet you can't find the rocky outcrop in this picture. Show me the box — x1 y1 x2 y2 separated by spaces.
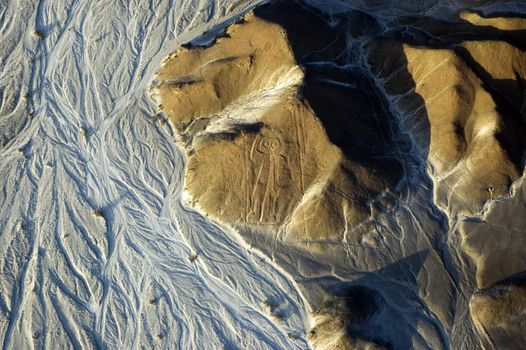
308 286 387 350
152 1 526 348
366 17 526 217
470 280 526 349
153 3 404 242
365 11 526 290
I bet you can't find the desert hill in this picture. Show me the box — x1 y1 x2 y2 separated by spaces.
153 2 526 348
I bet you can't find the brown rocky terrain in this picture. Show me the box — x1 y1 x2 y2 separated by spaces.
470 280 526 349
367 17 526 217
365 9 526 282
152 1 526 348
308 286 387 350
154 4 404 243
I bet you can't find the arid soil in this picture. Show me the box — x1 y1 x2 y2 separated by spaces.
153 2 526 348
154 5 403 243
470 281 526 349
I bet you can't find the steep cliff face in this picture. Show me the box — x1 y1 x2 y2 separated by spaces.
153 1 526 349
